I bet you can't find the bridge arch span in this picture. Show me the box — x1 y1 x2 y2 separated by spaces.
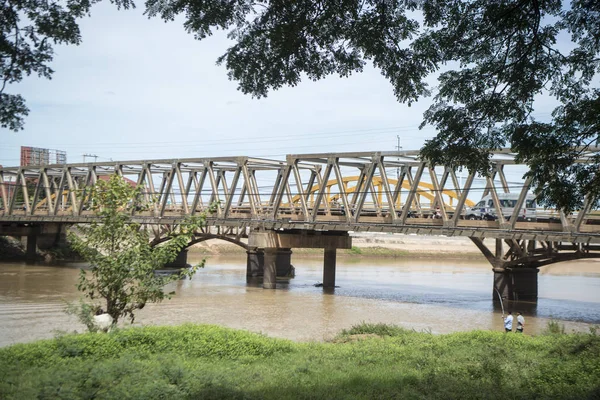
184 234 249 251
288 175 476 210
151 233 249 251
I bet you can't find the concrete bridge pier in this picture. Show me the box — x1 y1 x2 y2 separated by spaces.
248 230 351 290
246 249 264 278
1 224 41 264
263 248 278 289
274 248 293 277
471 238 542 302
164 249 190 269
246 248 293 279
323 248 336 288
493 267 539 301
25 234 37 264
36 223 67 250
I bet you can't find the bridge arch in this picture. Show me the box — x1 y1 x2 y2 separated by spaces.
151 233 249 251
288 175 476 209
184 234 249 251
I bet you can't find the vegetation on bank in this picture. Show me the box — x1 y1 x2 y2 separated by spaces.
0 236 26 260
1 324 599 399
69 175 211 325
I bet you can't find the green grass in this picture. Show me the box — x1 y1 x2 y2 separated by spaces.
1 323 599 399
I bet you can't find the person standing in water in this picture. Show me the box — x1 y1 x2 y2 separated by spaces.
503 311 513 333
516 312 525 333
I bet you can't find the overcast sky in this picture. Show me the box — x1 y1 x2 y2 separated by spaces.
0 3 559 171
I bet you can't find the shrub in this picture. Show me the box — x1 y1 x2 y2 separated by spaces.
338 322 411 337
349 246 363 255
544 320 566 335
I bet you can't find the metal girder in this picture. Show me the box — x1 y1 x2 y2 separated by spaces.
311 162 333 222
451 171 475 228
428 165 448 222
400 163 425 223
175 163 189 214
291 162 309 218
377 157 397 223
223 167 242 218
510 176 532 229
271 165 291 218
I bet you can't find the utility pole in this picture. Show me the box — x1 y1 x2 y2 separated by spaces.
396 135 403 178
83 154 98 163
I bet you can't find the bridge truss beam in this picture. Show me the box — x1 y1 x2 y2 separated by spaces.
2 150 600 244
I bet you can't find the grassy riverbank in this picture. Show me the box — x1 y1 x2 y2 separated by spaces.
1 324 598 399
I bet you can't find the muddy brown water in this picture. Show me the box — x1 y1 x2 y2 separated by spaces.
1 256 599 347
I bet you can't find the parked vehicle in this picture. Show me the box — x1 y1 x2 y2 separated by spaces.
465 193 537 221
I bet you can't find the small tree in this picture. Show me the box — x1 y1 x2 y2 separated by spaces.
69 174 207 326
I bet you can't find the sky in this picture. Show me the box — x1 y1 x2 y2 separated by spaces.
0 3 442 167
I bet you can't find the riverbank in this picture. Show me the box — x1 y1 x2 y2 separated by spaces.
0 233 484 263
1 323 598 399
0 236 80 263
189 233 485 260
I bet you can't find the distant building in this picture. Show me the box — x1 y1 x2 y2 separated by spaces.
20 146 67 166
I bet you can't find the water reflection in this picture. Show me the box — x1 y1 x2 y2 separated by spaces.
0 256 599 347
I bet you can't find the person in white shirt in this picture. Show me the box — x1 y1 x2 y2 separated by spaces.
503 311 513 332
516 312 525 333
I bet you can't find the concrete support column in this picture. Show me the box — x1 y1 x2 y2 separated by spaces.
275 248 293 277
493 267 538 301
323 248 337 288
26 234 37 264
246 249 264 277
36 223 68 250
164 249 189 269
263 248 277 289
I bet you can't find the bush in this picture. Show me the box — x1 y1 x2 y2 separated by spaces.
544 319 566 335
64 301 99 333
1 324 600 400
349 246 363 255
338 322 412 337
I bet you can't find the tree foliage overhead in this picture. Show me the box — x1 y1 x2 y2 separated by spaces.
69 174 206 325
0 0 133 131
3 0 599 210
145 0 599 211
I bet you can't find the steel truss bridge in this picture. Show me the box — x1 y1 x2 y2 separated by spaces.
2 150 600 299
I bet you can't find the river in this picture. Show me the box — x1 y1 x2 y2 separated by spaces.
1 255 599 347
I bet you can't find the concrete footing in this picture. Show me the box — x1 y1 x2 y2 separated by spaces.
493 267 538 301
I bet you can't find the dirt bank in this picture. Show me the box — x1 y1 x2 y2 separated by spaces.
0 232 485 261
187 233 485 260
